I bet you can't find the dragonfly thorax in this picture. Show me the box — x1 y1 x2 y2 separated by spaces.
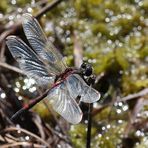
55 67 74 82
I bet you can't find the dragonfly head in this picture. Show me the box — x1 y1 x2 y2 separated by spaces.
80 62 93 77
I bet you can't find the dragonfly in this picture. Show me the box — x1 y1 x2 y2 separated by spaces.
6 13 100 124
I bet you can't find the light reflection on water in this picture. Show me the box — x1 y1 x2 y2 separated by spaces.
0 92 6 99
14 77 37 96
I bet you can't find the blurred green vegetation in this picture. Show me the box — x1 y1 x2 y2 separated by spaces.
0 0 147 147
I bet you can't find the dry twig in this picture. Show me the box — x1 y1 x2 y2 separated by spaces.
0 0 66 45
0 62 24 75
73 31 83 68
0 127 49 146
0 142 47 148
92 88 148 116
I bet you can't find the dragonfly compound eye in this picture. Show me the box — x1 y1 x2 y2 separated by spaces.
80 62 93 76
80 62 87 69
85 66 92 76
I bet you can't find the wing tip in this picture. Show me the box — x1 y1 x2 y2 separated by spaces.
22 13 32 18
91 91 101 103
22 13 34 23
6 36 23 46
6 35 17 41
6 36 17 47
6 35 21 41
69 113 83 124
94 90 101 100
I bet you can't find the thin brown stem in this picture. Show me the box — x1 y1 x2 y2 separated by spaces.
1 127 49 146
0 142 47 148
0 62 24 75
0 0 66 44
35 0 66 19
0 41 6 61
117 88 148 102
73 31 83 68
92 88 148 116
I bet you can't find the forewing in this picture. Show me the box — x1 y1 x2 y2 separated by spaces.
46 82 82 124
6 36 55 86
22 13 66 74
67 74 100 103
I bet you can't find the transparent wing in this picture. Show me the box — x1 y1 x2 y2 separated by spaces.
6 36 55 87
67 74 101 103
22 13 67 74
46 82 82 124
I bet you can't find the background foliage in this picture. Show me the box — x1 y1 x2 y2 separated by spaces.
0 0 147 147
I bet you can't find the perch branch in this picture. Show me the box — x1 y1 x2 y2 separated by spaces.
86 103 93 148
